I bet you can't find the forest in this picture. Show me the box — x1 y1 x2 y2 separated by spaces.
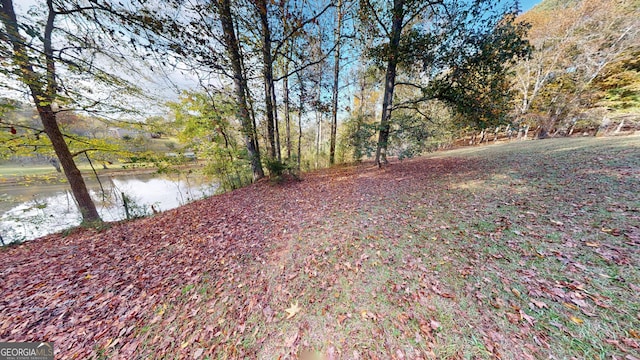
1 0 637 224
1 0 640 358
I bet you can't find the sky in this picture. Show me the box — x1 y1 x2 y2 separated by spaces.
6 0 544 117
519 0 542 12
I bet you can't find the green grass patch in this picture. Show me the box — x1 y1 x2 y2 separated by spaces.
127 136 640 358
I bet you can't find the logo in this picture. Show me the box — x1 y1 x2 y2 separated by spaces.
0 342 54 360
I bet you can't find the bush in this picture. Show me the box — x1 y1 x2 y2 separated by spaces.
265 158 298 183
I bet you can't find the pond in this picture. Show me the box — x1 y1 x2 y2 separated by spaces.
0 173 218 245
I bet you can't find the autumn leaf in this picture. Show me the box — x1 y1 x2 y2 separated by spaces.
505 312 520 324
570 316 584 325
192 348 204 359
622 338 639 349
285 301 301 319
530 300 548 309
511 288 522 298
430 320 442 331
419 322 431 336
519 310 535 326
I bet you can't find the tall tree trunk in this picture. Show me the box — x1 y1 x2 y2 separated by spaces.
236 13 262 163
374 0 404 167
40 106 101 221
329 0 343 165
283 60 292 160
273 90 281 161
218 0 264 180
297 106 303 170
315 73 323 169
257 0 280 160
297 73 304 171
1 0 101 223
316 111 321 169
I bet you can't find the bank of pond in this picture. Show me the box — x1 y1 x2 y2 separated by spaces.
0 173 218 245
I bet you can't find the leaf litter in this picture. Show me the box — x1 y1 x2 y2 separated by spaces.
1 136 639 359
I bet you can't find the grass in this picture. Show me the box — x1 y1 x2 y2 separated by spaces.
257 136 639 359
145 137 636 358
3 135 639 359
0 165 60 177
0 138 182 181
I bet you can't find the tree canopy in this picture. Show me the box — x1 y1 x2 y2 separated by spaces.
1 0 638 221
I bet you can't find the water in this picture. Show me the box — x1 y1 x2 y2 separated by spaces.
0 173 218 245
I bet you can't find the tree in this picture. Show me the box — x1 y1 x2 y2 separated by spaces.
360 0 530 166
337 64 380 162
594 50 640 111
252 0 334 165
432 11 531 127
169 91 250 190
360 0 404 166
217 0 265 180
513 0 639 136
115 0 334 179
329 0 344 165
96 0 268 180
0 0 101 222
255 0 280 161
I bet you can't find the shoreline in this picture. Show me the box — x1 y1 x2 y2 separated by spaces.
0 162 204 188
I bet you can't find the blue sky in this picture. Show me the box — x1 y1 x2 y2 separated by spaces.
520 0 542 12
8 0 546 109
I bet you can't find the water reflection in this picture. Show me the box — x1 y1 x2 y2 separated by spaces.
0 174 218 244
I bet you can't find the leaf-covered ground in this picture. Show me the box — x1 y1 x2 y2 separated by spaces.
1 136 639 359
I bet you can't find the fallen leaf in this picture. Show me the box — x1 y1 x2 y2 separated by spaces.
285 331 299 347
430 320 441 331
571 298 589 308
530 300 548 309
622 338 639 349
585 242 600 248
505 312 520 324
360 310 368 319
604 339 619 346
511 288 521 298
419 322 431 336
569 316 584 324
520 310 535 326
285 301 301 319
491 297 505 309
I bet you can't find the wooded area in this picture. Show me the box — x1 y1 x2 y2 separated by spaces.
2 1 640 358
1 0 639 222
